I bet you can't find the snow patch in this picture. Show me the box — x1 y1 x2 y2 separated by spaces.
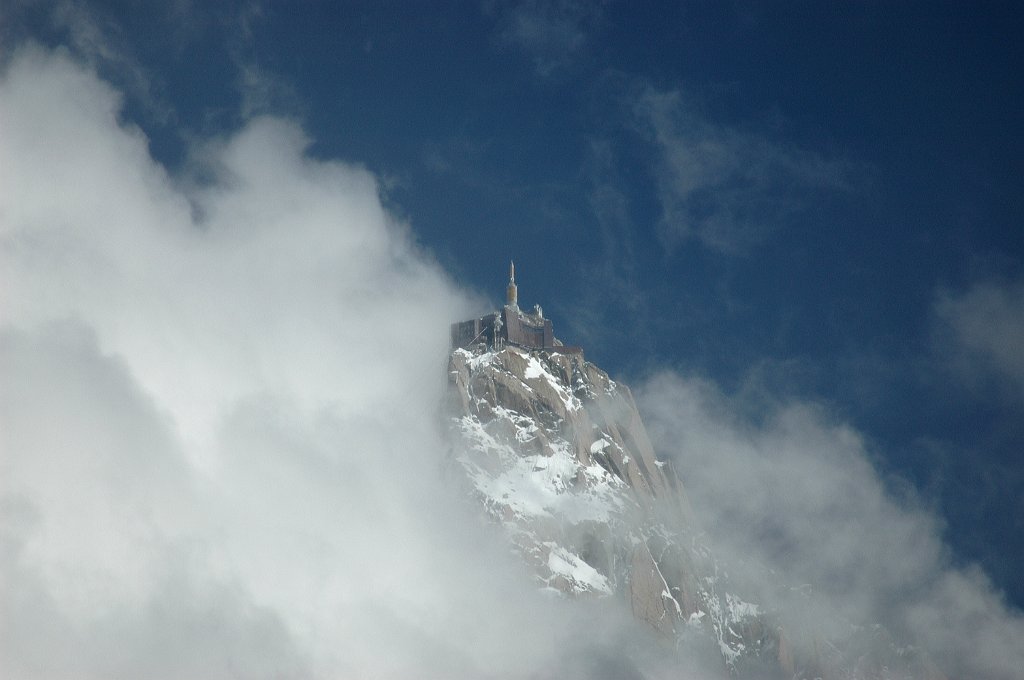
725 593 760 620
520 354 582 412
523 356 546 380
455 414 630 524
545 543 612 595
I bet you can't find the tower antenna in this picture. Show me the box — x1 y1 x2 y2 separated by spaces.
506 260 518 310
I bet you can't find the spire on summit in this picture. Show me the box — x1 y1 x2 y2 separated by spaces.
450 259 572 353
506 260 518 310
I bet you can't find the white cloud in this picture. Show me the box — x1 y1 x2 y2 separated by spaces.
45 0 176 125
0 46 647 679
9 35 1018 680
636 372 1024 679
634 86 851 254
935 279 1024 396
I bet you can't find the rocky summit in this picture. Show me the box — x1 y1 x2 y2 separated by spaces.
445 342 946 680
445 344 781 675
443 264 949 679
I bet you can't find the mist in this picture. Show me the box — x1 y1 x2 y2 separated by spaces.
5 41 1023 680
637 372 1024 679
0 45 660 679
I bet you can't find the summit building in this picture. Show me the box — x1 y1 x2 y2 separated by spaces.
449 262 578 353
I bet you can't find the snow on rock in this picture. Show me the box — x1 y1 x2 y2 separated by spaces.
726 592 760 620
522 355 546 380
446 343 954 679
544 543 612 595
446 345 778 671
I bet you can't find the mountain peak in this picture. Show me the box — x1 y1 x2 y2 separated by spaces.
445 343 778 668
445 317 944 678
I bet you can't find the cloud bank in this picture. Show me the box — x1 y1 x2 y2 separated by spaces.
637 373 1024 679
5 38 1022 680
0 46 650 679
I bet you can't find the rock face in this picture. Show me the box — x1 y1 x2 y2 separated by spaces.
445 344 946 679
446 345 778 673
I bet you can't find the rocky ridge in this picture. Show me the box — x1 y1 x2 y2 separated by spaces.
445 344 947 679
446 345 780 674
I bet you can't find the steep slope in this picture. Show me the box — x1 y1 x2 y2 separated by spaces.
445 343 949 680
445 345 780 674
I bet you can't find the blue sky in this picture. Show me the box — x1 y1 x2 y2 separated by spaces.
4 0 1022 622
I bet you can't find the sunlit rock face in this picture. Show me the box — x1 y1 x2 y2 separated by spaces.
445 345 779 673
445 345 949 679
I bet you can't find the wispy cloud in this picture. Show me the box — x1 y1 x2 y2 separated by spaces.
634 85 853 254
935 278 1024 398
562 138 654 354
224 1 302 120
637 372 1024 679
45 0 175 125
487 0 608 76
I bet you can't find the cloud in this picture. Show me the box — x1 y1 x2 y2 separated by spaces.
636 372 1024 679
224 1 303 119
1 323 309 678
44 0 176 125
561 138 655 353
0 45 652 679
935 278 1024 397
10 28 1019 680
633 86 852 254
488 0 607 76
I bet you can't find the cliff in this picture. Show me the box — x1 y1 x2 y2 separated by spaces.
445 344 946 679
446 345 780 674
